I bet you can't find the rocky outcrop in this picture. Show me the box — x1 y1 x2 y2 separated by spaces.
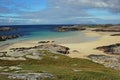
0 35 20 41
0 57 26 60
0 52 7 56
0 27 16 31
88 54 120 70
96 43 120 55
56 25 86 32
90 43 120 70
9 66 22 70
92 26 120 32
8 73 54 80
0 44 70 60
10 44 70 54
0 27 21 41
0 73 54 80
38 40 55 44
111 33 120 36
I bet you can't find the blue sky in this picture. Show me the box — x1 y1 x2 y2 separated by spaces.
0 0 120 25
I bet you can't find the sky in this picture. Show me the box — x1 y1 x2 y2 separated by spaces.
0 0 120 25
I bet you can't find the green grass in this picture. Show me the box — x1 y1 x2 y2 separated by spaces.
0 51 120 80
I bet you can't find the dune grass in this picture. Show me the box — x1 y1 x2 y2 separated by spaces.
0 51 120 80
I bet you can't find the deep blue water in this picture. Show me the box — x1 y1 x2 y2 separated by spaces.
0 25 99 46
0 25 78 41
0 25 71 36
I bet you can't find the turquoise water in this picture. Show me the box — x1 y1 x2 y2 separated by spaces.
0 25 99 46
24 30 78 40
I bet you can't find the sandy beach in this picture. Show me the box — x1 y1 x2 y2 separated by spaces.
0 28 120 59
62 31 120 58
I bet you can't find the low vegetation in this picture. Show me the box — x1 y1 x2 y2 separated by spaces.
0 50 120 80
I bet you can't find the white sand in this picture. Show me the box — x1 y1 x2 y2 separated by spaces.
0 29 120 59
62 31 120 58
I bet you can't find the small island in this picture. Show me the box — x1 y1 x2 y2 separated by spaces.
55 25 86 32
0 27 21 41
0 27 16 31
0 35 20 41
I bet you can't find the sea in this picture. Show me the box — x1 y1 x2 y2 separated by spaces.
0 25 99 46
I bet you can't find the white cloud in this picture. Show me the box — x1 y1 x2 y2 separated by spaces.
0 0 120 24
48 0 120 12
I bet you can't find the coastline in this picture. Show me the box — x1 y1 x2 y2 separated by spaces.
0 29 98 51
62 29 120 58
0 28 120 59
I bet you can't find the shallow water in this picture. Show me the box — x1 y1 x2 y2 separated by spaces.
0 25 99 46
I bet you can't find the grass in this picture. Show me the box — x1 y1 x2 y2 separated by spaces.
0 50 120 80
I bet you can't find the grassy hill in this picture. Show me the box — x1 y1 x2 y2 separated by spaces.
0 50 120 80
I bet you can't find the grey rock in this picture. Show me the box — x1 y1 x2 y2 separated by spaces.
1 44 69 60
0 27 16 31
0 52 7 56
92 26 120 32
0 66 4 70
26 55 42 60
0 57 26 60
56 25 86 32
88 54 120 70
9 66 22 70
96 43 120 55
8 73 54 80
0 35 20 41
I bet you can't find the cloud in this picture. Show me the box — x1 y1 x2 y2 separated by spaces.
49 0 120 13
0 0 120 25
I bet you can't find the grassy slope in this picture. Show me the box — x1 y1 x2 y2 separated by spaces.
0 51 120 80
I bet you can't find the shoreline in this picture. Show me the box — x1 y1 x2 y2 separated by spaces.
0 29 120 59
63 31 120 58
0 29 99 51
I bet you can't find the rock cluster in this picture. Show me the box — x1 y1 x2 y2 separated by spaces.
56 25 86 32
0 27 21 41
0 73 54 80
0 27 16 31
38 40 54 43
96 43 120 55
0 35 20 41
0 44 70 60
111 33 120 36
92 26 120 32
88 54 120 70
10 44 69 54
0 52 7 56
90 43 120 70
